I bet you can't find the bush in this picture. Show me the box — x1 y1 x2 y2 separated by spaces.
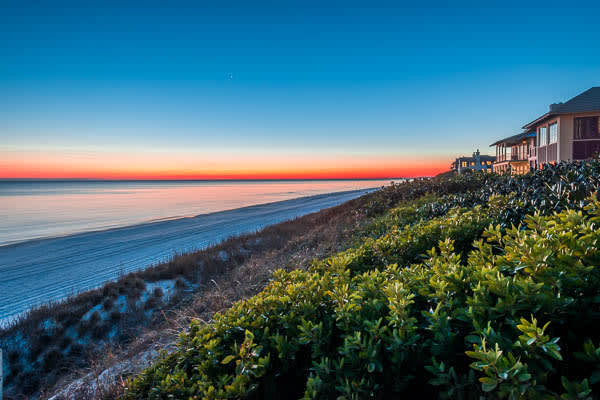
7 349 20 363
144 296 159 311
118 281 129 294
38 332 52 346
56 308 79 327
175 277 187 290
42 347 63 372
110 310 122 322
103 297 115 311
135 278 146 290
89 310 101 325
69 343 85 358
125 164 600 399
29 339 44 362
77 320 91 337
103 283 119 299
7 361 22 383
92 322 110 340
20 371 41 395
59 335 73 350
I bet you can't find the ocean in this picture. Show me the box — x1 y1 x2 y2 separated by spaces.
0 179 394 247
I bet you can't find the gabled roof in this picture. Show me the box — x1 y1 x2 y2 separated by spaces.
490 130 536 147
522 87 600 129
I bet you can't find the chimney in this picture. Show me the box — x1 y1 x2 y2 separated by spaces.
549 103 562 112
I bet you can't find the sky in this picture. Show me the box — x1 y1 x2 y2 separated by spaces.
1 0 600 179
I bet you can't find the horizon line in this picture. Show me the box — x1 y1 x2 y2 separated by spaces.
0 177 419 183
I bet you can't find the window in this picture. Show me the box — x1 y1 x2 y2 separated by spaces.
574 117 599 139
539 126 547 146
573 141 600 160
487 160 491 165
461 161 467 167
549 123 558 144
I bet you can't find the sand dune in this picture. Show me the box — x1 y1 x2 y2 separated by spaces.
0 189 373 324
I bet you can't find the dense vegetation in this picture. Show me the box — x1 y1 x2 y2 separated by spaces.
0 170 496 398
125 162 600 399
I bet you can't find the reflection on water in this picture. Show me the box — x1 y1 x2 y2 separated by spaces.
0 180 396 246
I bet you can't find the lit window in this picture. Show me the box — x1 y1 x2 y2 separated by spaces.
549 123 558 144
461 161 467 167
539 127 547 146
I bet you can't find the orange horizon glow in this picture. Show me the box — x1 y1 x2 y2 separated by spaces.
0 150 450 180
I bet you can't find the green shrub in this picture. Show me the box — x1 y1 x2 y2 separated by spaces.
42 347 63 373
92 322 111 340
7 349 19 363
110 310 122 322
59 335 73 350
69 343 85 358
126 194 600 399
20 371 41 395
124 162 600 399
103 297 115 311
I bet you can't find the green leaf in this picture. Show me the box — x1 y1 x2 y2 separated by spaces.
518 373 531 382
480 377 498 392
221 355 236 365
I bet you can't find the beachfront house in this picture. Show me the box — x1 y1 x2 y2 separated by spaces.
490 130 537 174
451 149 495 174
523 87 600 166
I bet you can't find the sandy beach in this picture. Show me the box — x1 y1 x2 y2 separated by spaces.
0 188 373 324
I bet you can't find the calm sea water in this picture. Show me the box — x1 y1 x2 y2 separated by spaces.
0 180 394 246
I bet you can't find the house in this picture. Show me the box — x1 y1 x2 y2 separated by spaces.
522 87 600 166
451 149 495 174
490 130 536 174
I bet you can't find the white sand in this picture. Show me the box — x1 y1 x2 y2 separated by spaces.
0 189 373 325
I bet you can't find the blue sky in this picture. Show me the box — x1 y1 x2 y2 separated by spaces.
1 0 600 177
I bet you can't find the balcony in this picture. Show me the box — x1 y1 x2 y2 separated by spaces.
510 154 528 161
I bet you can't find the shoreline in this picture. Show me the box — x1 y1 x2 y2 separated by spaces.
0 179 396 247
0 187 377 324
0 187 377 249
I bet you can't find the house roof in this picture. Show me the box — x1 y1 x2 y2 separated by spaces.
522 87 600 129
489 130 536 147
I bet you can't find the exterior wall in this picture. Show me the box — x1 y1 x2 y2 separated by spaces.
536 116 560 165
560 114 573 160
560 112 600 161
534 112 600 167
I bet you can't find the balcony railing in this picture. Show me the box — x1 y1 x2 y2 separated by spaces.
510 154 528 161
